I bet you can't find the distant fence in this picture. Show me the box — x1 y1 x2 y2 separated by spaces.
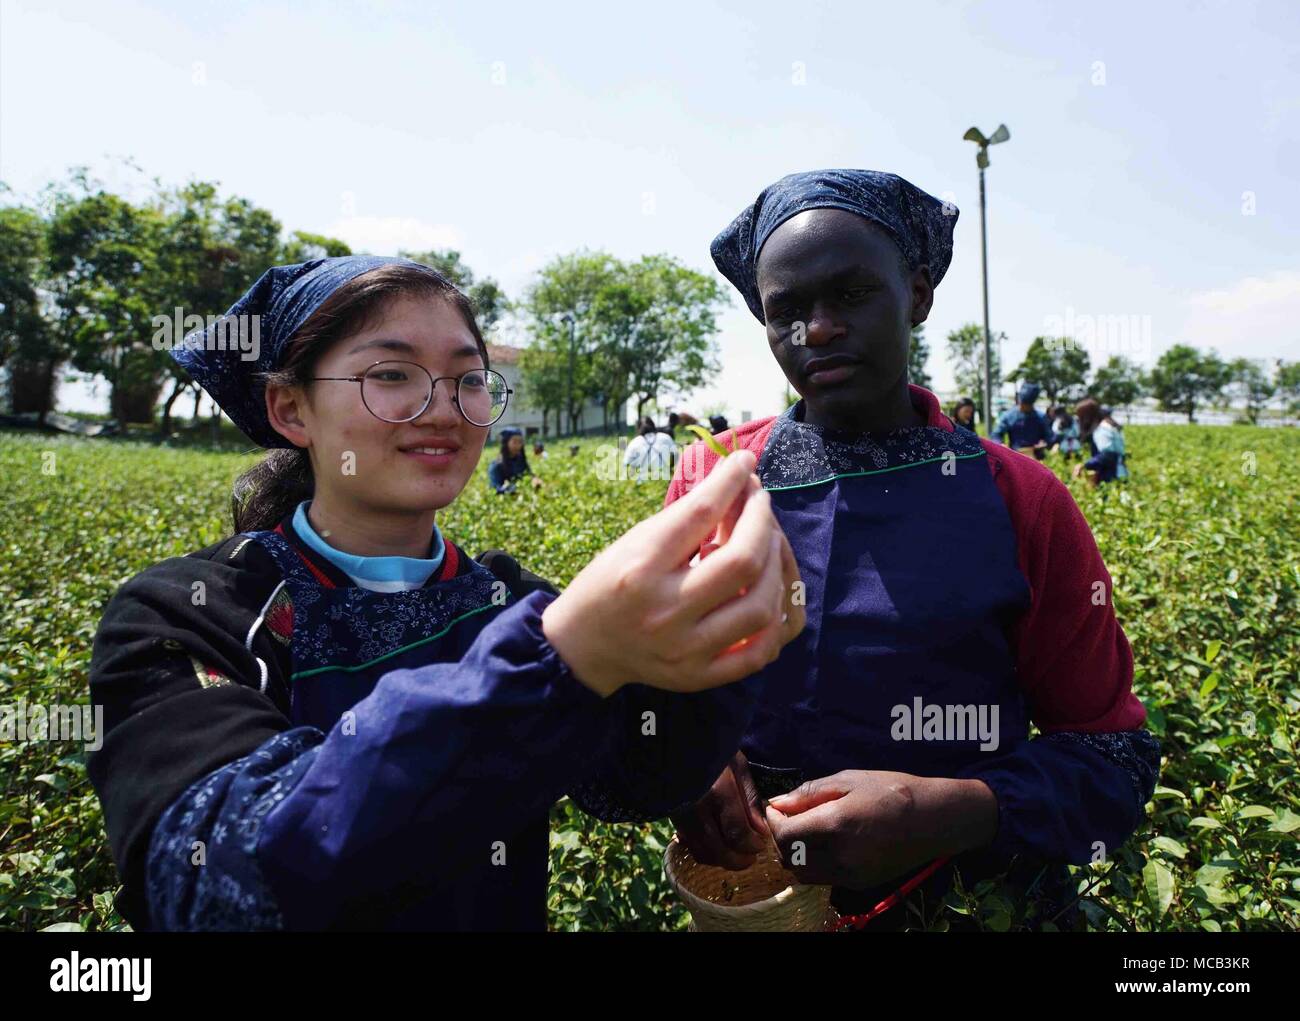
931 393 1297 429
1110 407 1297 428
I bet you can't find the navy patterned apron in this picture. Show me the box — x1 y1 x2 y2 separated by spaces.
244 522 550 930
743 405 1036 921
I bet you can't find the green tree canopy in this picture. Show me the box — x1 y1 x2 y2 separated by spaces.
1148 344 1229 422
1228 357 1275 425
399 248 510 337
152 181 291 432
1008 335 1091 406
519 251 723 435
945 322 1002 421
47 184 164 424
1089 354 1147 410
0 198 53 415
1276 360 1300 413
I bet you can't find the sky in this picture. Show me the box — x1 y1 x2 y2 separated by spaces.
2 0 1297 421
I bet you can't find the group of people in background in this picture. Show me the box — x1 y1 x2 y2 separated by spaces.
951 382 1129 486
490 409 734 490
494 385 1129 494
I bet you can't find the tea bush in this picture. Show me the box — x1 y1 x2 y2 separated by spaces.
0 424 1295 931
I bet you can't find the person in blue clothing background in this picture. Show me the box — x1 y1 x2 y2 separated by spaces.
86 255 804 931
995 382 1053 458
488 426 539 493
1073 398 1129 485
1052 407 1083 461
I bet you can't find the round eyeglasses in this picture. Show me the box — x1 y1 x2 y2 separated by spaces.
309 361 512 428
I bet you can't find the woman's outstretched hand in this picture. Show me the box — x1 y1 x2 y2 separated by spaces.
541 449 804 697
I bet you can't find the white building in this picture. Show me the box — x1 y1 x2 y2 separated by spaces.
486 342 612 439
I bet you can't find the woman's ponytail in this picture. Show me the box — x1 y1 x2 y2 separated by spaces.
231 447 315 533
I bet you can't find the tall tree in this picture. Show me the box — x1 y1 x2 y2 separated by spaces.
1276 360 1300 416
1228 357 1275 425
1148 345 1228 422
908 324 932 390
47 185 164 424
1007 335 1091 405
945 323 1002 422
153 182 289 434
0 198 54 416
521 251 620 434
1089 354 1146 410
520 253 722 434
281 230 351 262
399 248 510 337
621 255 724 425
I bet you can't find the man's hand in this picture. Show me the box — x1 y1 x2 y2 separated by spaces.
670 751 770 869
762 770 998 889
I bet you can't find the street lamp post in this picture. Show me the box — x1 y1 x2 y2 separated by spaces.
560 312 576 437
962 123 1009 434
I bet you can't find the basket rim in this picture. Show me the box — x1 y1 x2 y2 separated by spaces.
663 836 823 919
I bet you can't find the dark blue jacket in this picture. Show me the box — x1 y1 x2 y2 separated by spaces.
87 514 757 930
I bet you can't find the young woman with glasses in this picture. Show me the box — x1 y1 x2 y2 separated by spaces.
86 256 804 931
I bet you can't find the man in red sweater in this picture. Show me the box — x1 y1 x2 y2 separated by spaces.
665 169 1159 929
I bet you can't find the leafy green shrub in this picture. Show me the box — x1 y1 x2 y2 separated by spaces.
1 424 1295 930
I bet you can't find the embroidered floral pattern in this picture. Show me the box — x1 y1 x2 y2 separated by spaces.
1043 729 1161 811
145 728 324 930
756 402 986 491
246 529 502 678
265 587 293 645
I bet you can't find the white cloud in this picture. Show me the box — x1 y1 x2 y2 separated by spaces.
1181 271 1300 363
323 216 463 255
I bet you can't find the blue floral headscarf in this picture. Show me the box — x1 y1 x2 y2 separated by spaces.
170 255 430 448
710 169 957 323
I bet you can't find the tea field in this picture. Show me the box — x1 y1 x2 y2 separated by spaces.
1 424 1296 931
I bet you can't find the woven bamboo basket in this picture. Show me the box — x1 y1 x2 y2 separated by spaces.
663 835 837 932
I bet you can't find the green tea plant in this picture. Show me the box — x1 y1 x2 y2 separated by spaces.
0 424 1295 931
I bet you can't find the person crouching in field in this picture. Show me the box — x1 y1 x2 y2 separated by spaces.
1073 398 1129 486
86 255 804 931
488 426 540 493
1052 407 1083 461
664 170 1159 929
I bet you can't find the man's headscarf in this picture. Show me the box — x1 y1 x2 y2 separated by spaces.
1017 383 1042 405
710 169 958 323
170 255 432 448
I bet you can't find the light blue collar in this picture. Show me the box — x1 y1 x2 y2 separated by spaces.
293 501 445 591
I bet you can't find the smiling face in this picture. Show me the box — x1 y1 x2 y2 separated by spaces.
266 293 489 519
756 208 934 431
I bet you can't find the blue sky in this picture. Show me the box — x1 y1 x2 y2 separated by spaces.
3 0 1297 420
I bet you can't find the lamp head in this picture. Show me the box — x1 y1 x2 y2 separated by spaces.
962 126 986 145
988 123 1010 145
